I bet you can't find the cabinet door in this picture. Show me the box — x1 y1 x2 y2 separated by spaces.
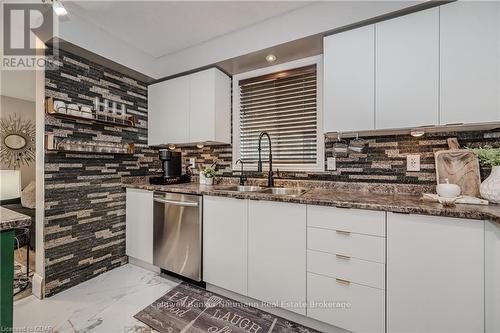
189 69 215 143
248 200 306 315
486 221 500 333
203 196 248 295
148 76 189 145
324 25 375 133
440 2 500 124
375 8 439 129
387 213 484 333
126 188 153 263
189 68 231 143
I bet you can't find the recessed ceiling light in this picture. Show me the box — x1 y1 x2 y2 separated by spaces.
52 0 68 16
196 143 204 149
410 129 425 137
266 54 277 63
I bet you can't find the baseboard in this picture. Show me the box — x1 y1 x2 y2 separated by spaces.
31 273 44 299
128 256 161 274
206 284 348 333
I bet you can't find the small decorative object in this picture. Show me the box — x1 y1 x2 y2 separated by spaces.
46 98 135 127
202 168 216 186
199 172 206 185
436 179 461 198
471 147 500 204
0 115 36 167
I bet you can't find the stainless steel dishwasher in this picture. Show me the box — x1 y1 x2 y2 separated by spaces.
153 192 202 282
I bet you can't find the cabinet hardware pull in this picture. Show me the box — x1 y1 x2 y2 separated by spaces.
336 278 351 285
336 254 351 260
336 230 351 236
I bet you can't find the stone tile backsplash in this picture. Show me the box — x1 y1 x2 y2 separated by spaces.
176 129 500 185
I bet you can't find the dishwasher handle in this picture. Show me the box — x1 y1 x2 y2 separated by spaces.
153 196 199 207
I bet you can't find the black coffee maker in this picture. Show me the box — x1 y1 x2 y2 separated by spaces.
159 150 181 178
149 150 190 185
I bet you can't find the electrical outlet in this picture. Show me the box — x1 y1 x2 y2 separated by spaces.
406 154 421 171
189 158 196 168
327 157 336 171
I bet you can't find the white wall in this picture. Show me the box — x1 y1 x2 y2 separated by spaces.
56 10 156 77
0 95 36 188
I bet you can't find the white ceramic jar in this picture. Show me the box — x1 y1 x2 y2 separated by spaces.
480 166 500 204
436 179 461 198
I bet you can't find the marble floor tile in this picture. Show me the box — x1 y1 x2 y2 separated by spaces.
14 264 179 333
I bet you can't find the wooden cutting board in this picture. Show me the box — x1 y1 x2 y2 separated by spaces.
434 138 481 197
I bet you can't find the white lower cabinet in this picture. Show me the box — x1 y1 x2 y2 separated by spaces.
387 213 484 333
308 272 385 333
306 205 386 333
203 196 248 295
125 188 153 264
486 221 500 333
248 200 307 315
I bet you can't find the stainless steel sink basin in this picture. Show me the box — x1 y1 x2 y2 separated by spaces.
216 186 307 196
221 185 265 192
261 187 308 196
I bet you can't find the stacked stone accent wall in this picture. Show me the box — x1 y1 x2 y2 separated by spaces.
44 48 159 296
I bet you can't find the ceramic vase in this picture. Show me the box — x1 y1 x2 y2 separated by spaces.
480 166 500 204
205 177 214 186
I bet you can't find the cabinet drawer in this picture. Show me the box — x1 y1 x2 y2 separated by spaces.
308 250 385 290
308 227 385 263
307 205 385 237
308 272 385 333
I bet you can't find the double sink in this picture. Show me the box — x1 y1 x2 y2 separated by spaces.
217 185 308 197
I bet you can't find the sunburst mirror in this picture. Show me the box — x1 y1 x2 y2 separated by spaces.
0 115 35 167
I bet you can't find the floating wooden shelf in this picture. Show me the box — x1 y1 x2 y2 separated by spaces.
45 134 134 155
45 97 136 127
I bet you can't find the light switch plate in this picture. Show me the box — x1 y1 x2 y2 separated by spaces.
406 154 421 171
327 157 336 171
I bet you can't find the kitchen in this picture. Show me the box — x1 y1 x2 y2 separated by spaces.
1 1 499 333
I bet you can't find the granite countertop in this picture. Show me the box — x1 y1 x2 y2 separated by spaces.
122 177 500 224
0 206 31 232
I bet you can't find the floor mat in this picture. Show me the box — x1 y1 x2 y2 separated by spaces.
134 282 321 333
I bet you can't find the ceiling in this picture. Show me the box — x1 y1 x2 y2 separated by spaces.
65 1 313 59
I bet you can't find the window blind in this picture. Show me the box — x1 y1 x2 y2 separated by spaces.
238 64 318 165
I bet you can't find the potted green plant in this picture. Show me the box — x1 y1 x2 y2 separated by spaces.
202 168 216 186
471 147 500 203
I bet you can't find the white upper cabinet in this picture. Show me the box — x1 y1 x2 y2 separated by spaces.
189 69 231 143
375 8 439 129
148 68 231 145
440 1 500 125
324 25 375 133
148 75 189 145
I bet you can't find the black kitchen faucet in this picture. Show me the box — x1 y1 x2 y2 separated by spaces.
257 131 274 187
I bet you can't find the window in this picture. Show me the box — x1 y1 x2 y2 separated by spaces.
233 56 324 171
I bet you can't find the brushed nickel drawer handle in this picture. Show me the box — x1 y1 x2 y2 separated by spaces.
336 254 351 260
336 278 351 285
336 230 351 236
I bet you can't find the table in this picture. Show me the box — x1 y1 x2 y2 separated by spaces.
0 207 31 331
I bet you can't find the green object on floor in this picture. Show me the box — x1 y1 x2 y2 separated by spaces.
0 230 14 332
